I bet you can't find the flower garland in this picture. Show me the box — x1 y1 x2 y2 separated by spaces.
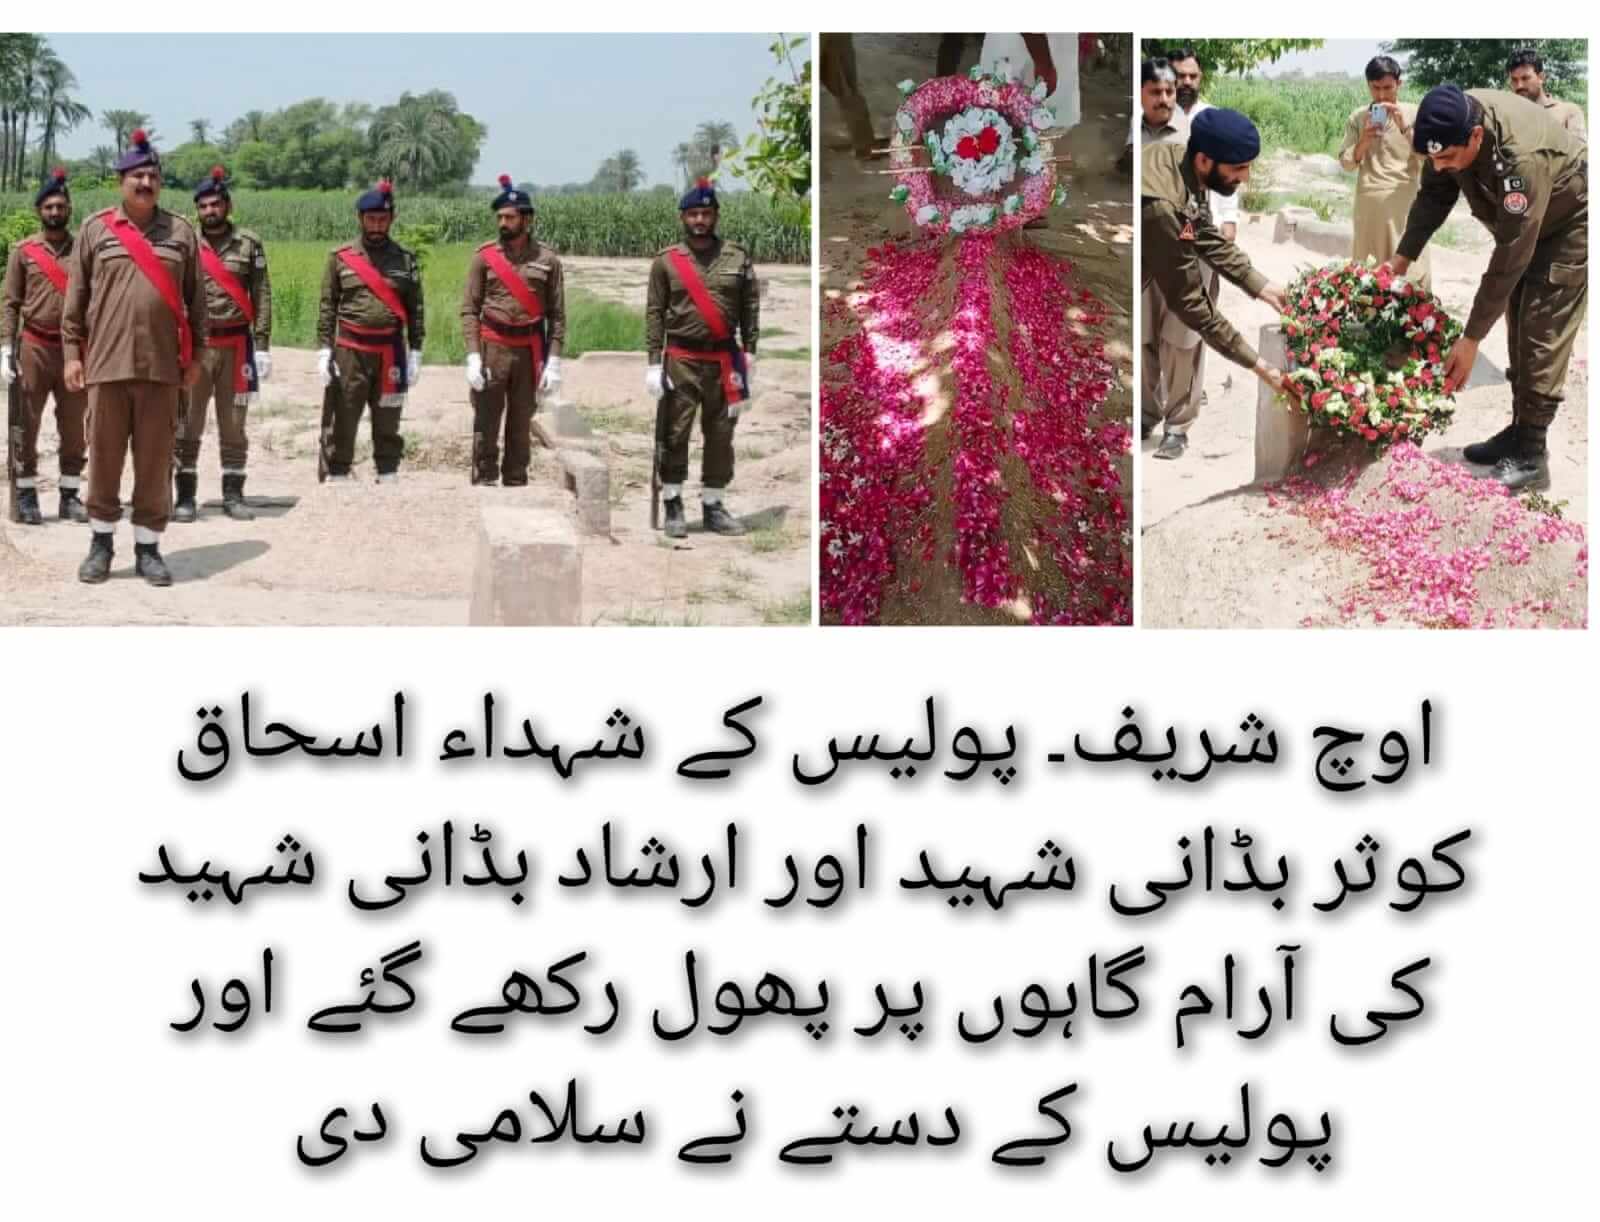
888 62 1067 237
1281 258 1462 448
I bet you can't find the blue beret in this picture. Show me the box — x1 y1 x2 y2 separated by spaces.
680 177 718 211
356 180 395 214
35 167 69 207
194 165 230 202
1413 85 1474 154
1188 108 1261 165
115 129 159 175
492 173 533 213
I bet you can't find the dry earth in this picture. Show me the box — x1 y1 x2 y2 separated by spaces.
1141 203 1588 628
0 257 813 627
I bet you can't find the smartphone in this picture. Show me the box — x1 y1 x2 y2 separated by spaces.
1369 103 1387 129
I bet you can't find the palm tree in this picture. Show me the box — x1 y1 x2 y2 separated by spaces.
612 148 644 192
190 117 212 144
33 55 91 182
101 108 154 154
693 120 737 175
1 34 47 192
671 141 694 188
369 92 458 190
90 144 116 177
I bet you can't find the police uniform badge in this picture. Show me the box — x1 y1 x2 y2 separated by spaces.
1503 191 1529 215
1178 221 1196 241
1426 140 1443 154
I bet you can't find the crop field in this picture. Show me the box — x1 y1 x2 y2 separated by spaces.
1205 78 1426 156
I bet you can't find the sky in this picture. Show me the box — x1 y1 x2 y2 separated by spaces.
41 32 798 188
1259 40 1387 79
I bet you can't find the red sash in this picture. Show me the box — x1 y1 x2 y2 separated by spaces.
200 243 256 325
336 247 409 329
664 248 746 403
98 208 193 370
20 241 69 296
478 243 545 322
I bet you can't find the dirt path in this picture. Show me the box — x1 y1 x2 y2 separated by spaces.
0 257 813 627
1141 214 1587 628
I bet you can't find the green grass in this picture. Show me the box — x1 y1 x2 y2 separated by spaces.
763 347 811 361
759 592 813 624
0 187 809 263
745 523 795 554
265 241 646 364
1207 77 1425 158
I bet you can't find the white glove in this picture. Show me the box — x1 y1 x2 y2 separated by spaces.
645 364 664 398
0 349 13 385
407 350 422 384
728 400 745 423
316 348 333 387
253 350 272 382
466 353 485 392
540 354 563 395
740 355 755 396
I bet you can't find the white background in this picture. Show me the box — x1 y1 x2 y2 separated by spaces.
6 5 1599 1219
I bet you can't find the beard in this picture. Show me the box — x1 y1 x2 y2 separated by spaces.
1203 165 1241 196
683 222 715 241
1176 85 1198 110
202 216 228 233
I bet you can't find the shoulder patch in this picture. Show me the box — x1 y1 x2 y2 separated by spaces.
1503 191 1529 215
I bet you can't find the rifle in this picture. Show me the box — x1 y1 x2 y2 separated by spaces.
316 379 336 483
5 338 21 524
650 386 668 531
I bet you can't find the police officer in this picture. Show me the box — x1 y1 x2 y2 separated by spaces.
1 167 88 524
461 174 565 486
1506 48 1586 142
174 165 272 522
63 129 207 586
1389 86 1587 491
1141 108 1295 458
316 180 424 483
645 178 759 538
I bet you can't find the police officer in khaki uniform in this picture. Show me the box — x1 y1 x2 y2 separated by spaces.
174 165 272 522
1506 48 1587 142
1389 86 1587 492
63 130 208 586
1 167 88 525
645 178 759 538
1141 109 1296 458
316 180 424 483
461 174 565 486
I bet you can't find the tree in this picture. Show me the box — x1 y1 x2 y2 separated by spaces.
1 34 48 192
1140 39 1324 75
694 120 738 173
671 141 694 188
369 90 485 191
32 53 90 183
722 34 811 199
190 117 212 144
89 145 116 178
1382 38 1588 103
164 142 228 190
590 149 644 192
101 108 155 153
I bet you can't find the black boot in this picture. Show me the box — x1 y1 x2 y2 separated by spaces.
171 471 198 523
1491 426 1550 492
703 501 747 536
16 486 43 525
1463 423 1519 466
222 473 255 521
134 541 173 587
663 495 688 539
1154 431 1188 460
78 531 113 583
59 486 88 522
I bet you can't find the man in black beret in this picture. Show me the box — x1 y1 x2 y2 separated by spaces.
1141 107 1296 460
1388 84 1587 491
2 167 88 524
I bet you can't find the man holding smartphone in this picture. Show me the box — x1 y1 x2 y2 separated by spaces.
1339 55 1429 290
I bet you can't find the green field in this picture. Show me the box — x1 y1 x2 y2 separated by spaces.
0 186 809 263
267 242 644 364
1206 78 1426 157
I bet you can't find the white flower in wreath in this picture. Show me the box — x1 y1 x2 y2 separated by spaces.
896 108 914 135
992 58 1017 83
1020 151 1044 176
1002 194 1022 215
1030 106 1055 130
915 204 942 226
897 79 916 96
940 107 1019 197
1031 79 1049 101
951 204 996 232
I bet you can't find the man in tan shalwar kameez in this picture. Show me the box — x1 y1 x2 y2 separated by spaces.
1338 55 1430 292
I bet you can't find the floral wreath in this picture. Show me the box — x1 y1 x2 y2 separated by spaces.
1281 258 1462 448
887 61 1068 237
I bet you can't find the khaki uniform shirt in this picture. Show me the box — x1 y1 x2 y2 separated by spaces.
200 223 272 348
1141 142 1268 369
62 205 208 386
1 230 73 345
317 238 425 351
460 238 566 356
1398 89 1587 341
646 239 759 362
1539 93 1587 142
1140 111 1189 148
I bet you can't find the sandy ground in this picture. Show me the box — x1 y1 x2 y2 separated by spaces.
1141 207 1588 628
0 257 813 627
820 33 1134 624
